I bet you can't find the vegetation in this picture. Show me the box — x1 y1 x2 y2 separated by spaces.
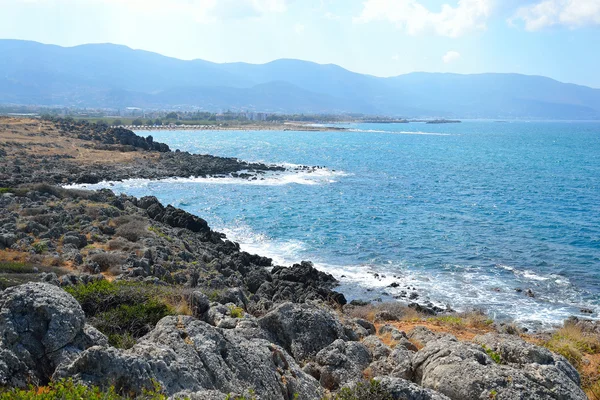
482 345 502 364
0 379 171 400
115 220 148 242
538 322 600 398
542 323 600 368
64 281 187 348
229 305 244 318
0 261 35 274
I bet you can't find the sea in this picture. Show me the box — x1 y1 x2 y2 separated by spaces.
73 121 600 329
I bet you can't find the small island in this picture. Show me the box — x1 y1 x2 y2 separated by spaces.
425 119 462 124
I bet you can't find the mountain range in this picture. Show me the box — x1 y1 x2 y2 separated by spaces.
1 39 599 119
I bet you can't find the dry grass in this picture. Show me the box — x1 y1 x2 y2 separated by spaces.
0 118 159 164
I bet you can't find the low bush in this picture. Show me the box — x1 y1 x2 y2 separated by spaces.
116 220 148 242
89 252 125 272
65 281 188 348
0 261 36 274
0 378 170 399
229 305 244 318
543 323 600 368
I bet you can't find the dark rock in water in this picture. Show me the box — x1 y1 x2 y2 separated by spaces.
258 302 349 363
0 282 107 387
389 282 400 288
526 289 535 298
349 299 370 306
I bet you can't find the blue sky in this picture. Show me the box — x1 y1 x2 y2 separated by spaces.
1 0 599 87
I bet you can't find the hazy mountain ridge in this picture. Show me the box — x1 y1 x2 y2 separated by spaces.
1 39 599 119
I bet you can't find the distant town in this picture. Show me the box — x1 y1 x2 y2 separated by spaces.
0 104 461 126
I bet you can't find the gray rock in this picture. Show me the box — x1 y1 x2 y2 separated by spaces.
407 326 449 346
412 336 586 400
362 336 392 361
188 291 210 319
0 282 106 386
369 346 413 380
258 302 349 362
314 339 372 390
55 316 322 400
375 376 451 400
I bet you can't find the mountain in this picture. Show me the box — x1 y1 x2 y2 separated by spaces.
1 39 599 119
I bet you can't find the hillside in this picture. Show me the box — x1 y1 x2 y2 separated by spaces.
1 39 600 119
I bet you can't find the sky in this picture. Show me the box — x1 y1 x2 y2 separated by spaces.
1 0 599 88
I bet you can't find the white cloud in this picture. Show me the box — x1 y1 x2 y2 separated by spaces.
510 0 600 31
442 50 461 63
354 0 494 38
294 23 305 34
392 54 400 61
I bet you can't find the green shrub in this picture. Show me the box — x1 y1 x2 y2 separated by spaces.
0 188 12 194
93 301 173 345
0 261 35 274
32 242 48 254
229 305 244 319
0 378 171 399
332 380 393 400
482 345 502 364
65 281 176 347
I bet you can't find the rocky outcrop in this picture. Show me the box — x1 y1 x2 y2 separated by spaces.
412 331 586 400
55 316 322 400
310 339 372 390
0 283 107 387
375 377 451 400
258 302 349 362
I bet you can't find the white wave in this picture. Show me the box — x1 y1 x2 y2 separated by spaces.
224 226 600 328
64 167 349 190
348 129 452 136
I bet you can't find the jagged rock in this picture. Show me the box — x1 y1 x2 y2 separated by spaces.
473 333 581 386
369 346 413 381
55 316 322 400
258 302 349 362
0 282 107 386
314 339 372 390
375 377 451 400
407 326 449 346
362 336 392 361
412 335 586 400
188 291 210 319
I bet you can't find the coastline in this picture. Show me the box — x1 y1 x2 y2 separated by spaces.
1 116 599 398
119 121 348 132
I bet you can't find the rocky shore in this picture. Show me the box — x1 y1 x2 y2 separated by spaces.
1 117 598 399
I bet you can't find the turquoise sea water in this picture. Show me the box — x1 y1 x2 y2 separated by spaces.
76 121 600 327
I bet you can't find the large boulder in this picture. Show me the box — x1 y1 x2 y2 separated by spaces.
412 332 586 400
313 339 372 390
375 377 451 400
55 316 322 400
258 302 349 363
0 282 107 387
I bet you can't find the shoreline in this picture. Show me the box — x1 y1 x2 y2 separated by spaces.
119 122 348 132
2 116 600 398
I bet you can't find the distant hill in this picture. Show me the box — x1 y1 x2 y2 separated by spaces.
1 39 599 119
